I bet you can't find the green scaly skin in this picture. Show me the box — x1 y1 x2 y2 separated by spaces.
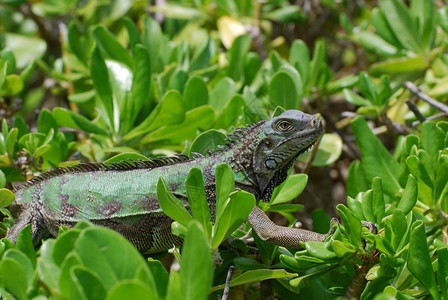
7 110 333 254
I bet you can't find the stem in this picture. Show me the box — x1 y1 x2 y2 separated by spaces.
404 81 448 114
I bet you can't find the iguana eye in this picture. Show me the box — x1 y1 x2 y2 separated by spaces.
276 120 293 132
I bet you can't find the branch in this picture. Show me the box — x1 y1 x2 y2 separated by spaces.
404 81 448 114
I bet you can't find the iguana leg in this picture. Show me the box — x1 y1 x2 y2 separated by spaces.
247 206 336 249
6 209 50 247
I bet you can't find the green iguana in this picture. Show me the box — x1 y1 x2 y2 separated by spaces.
6 110 334 254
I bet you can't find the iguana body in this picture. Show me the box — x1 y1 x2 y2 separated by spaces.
7 110 331 254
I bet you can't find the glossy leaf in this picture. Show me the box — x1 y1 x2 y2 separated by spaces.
227 34 251 81
270 174 308 205
189 129 226 156
124 90 185 141
183 76 208 111
180 221 213 300
141 16 162 73
299 133 343 166
269 66 302 110
408 221 439 299
336 204 362 248
378 0 420 53
209 77 235 110
351 116 401 198
186 168 212 239
289 39 310 83
128 44 151 129
215 163 235 223
212 190 255 249
146 106 214 143
157 177 192 227
91 46 114 130
0 188 15 208
210 269 297 292
397 175 417 215
74 227 156 291
92 25 133 69
106 280 158 300
70 266 107 300
346 161 369 199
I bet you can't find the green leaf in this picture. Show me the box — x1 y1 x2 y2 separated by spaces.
214 95 245 129
186 168 211 239
70 266 107 300
38 239 62 295
410 0 435 51
146 106 214 143
343 88 370 106
379 0 420 53
347 195 364 221
15 225 36 267
124 90 185 141
91 46 114 130
122 17 141 48
263 5 305 23
370 56 427 76
212 190 255 249
390 209 407 251
436 153 448 211
299 133 343 166
141 16 162 73
0 188 15 208
397 175 417 215
92 25 133 69
67 22 87 63
304 241 336 259
361 190 375 223
269 66 302 110
4 33 46 68
52 108 109 136
209 77 235 110
180 221 213 300
146 259 169 298
189 130 226 156
371 8 401 47
183 76 208 111
68 90 95 103
408 221 439 299
307 40 326 92
168 69 188 93
346 161 369 199
227 34 251 82
190 38 215 72
104 153 149 164
215 163 235 224
336 204 362 248
372 177 385 224
106 280 158 300
210 269 297 292
128 44 151 128
270 174 307 205
353 31 398 57
437 248 448 300
0 257 29 299
0 74 23 96
38 109 58 134
74 227 155 290
289 39 310 84
351 116 401 198
157 177 192 227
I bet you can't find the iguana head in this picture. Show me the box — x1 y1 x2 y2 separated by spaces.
253 110 324 202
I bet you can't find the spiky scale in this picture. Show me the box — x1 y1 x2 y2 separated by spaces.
8 110 333 254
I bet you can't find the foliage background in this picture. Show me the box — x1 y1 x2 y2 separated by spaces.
0 0 448 299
